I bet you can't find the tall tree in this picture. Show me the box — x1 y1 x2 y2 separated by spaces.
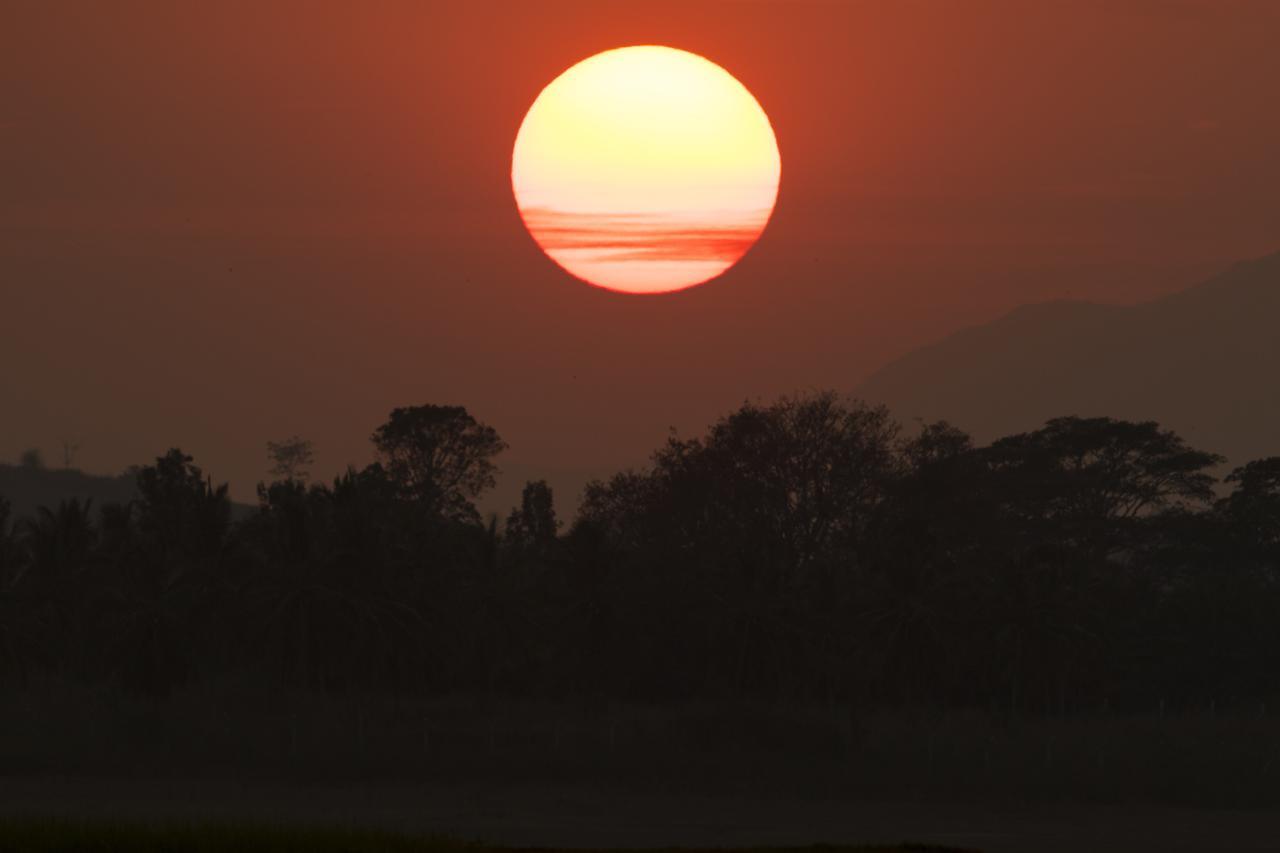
985 417 1223 556
265 436 315 484
1220 457 1280 547
0 496 39 685
0 497 18 580
371 405 506 524
505 479 559 555
135 449 232 561
655 392 899 576
21 499 96 586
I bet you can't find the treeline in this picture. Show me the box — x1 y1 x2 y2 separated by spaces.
2 393 1278 714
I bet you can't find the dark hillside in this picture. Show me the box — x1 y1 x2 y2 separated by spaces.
0 464 137 523
858 249 1280 466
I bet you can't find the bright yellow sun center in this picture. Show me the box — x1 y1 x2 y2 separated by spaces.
512 46 781 295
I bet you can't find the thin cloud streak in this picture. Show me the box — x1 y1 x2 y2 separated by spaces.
521 207 771 265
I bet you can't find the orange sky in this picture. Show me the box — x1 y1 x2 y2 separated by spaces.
4 0 1280 511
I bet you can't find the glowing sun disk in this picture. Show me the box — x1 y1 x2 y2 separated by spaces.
512 46 781 294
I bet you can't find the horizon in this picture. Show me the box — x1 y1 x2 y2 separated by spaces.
7 244 1276 517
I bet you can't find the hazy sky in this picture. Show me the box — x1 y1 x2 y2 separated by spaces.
4 0 1280 511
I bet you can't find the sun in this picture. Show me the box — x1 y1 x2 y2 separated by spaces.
512 46 781 295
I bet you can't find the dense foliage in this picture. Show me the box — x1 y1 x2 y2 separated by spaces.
2 395 1277 714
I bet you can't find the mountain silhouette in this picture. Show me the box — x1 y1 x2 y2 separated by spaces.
0 464 138 524
0 463 256 524
858 249 1280 466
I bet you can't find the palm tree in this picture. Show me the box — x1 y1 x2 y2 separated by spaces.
0 497 39 685
21 499 96 587
13 500 98 676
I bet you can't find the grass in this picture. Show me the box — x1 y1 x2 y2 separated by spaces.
0 819 972 853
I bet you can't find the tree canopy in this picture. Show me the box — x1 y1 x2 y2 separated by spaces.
1 395 1277 715
371 405 507 524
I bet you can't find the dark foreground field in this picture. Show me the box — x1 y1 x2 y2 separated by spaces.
5 689 1280 852
0 819 960 853
0 823 968 853
3 778 1280 853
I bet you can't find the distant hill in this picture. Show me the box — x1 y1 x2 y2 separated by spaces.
0 459 587 530
858 249 1280 467
0 464 138 524
0 464 257 526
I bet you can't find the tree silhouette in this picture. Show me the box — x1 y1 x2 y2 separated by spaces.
21 499 96 590
0 496 40 684
240 470 428 692
266 436 315 484
0 497 20 580
1220 457 1280 552
985 417 1224 558
505 479 559 557
3 397 1280 716
371 405 506 525
106 450 233 697
134 449 229 557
